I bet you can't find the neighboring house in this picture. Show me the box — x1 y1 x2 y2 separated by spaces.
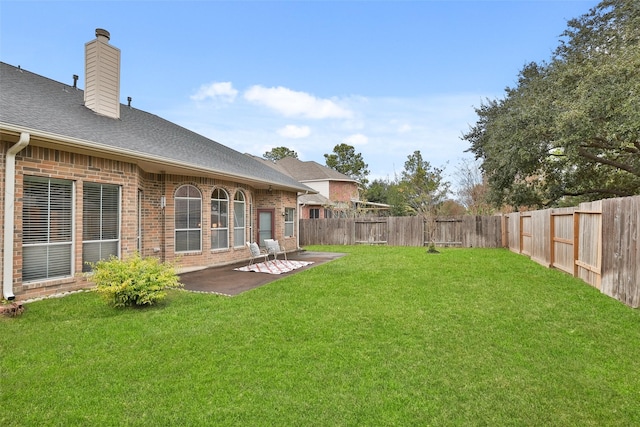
0 29 314 301
253 156 389 219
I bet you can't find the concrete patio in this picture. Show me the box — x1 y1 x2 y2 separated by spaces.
178 250 346 296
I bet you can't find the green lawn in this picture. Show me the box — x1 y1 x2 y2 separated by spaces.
2 246 639 426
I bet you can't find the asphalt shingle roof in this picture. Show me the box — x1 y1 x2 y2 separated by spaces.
275 157 357 182
0 62 312 192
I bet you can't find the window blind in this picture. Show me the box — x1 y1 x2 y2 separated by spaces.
83 183 120 271
22 177 73 281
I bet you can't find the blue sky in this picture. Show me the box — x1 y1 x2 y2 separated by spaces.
1 0 599 188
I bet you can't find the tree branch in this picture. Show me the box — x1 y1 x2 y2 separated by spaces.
577 147 640 177
581 137 640 154
562 188 633 198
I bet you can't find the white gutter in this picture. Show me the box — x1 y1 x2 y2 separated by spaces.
3 132 30 300
296 190 309 250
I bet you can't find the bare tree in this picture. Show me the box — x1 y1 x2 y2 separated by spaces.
454 158 492 215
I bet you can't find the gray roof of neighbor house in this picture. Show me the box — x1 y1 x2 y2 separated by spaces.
0 62 313 193
277 156 358 182
254 156 358 183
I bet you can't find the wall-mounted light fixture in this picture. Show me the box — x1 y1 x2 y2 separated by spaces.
160 196 166 209
267 185 273 194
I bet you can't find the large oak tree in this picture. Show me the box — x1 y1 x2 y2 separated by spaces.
464 0 640 208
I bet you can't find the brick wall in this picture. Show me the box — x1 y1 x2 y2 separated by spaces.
2 142 298 300
329 181 359 203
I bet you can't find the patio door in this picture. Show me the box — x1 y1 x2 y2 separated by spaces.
257 209 274 246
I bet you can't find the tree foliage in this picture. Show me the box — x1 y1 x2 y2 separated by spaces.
464 0 640 208
365 178 390 204
364 177 410 216
398 151 450 250
263 146 298 162
398 150 450 217
324 143 370 185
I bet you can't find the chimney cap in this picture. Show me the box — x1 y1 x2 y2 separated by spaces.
95 28 110 41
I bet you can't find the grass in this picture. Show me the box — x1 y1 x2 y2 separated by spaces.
1 246 639 426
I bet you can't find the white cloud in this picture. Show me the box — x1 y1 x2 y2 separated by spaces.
344 133 368 146
244 85 353 119
278 125 311 139
397 123 412 133
164 92 485 190
191 82 238 102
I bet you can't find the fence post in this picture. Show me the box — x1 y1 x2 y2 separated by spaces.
501 214 508 248
519 215 524 255
573 212 580 278
550 210 555 269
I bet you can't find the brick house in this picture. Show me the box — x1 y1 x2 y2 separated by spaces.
0 29 313 301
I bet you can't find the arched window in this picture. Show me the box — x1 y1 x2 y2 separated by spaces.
233 191 246 247
174 185 201 252
211 188 229 250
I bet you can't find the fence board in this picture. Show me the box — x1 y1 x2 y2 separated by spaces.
550 210 574 274
506 213 521 253
434 217 463 246
576 211 602 289
355 219 387 244
461 216 503 248
520 214 532 256
601 196 640 308
530 210 551 267
388 216 423 246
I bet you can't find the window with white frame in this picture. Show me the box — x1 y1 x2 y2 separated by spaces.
211 188 229 250
284 207 295 237
233 191 246 247
22 176 73 282
175 185 202 252
82 183 120 272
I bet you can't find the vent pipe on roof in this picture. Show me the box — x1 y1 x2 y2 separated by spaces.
84 28 121 119
73 74 78 88
95 28 110 42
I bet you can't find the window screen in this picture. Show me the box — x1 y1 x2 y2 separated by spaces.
83 183 120 272
23 177 73 281
285 208 295 237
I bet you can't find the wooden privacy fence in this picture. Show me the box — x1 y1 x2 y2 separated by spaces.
299 215 503 248
299 195 639 308
505 196 639 308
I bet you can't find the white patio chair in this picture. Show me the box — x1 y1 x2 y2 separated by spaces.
264 239 287 261
246 241 268 266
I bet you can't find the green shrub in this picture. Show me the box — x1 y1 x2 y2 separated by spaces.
88 253 183 307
